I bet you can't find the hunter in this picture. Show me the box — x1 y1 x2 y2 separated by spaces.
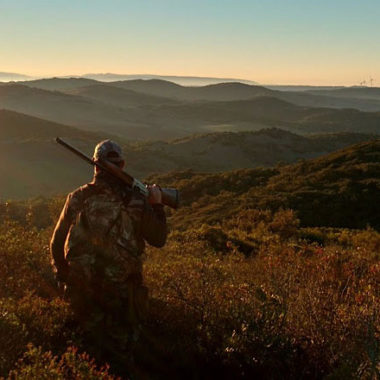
50 139 167 359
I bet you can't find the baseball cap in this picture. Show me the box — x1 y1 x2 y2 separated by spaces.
93 140 124 163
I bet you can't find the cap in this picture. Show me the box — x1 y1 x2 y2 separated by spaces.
93 139 124 163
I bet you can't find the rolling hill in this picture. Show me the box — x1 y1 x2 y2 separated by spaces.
0 110 376 199
307 87 380 100
17 77 100 91
2 79 380 140
0 110 106 199
10 77 380 111
124 128 376 177
63 83 177 107
111 79 380 111
149 139 380 230
81 73 258 86
141 96 380 134
111 80 274 101
0 109 98 140
0 83 152 138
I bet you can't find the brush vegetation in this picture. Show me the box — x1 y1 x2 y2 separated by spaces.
0 142 379 379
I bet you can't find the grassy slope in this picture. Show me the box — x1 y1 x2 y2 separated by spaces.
149 140 380 230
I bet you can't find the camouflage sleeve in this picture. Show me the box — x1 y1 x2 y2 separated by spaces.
141 202 167 248
50 191 80 277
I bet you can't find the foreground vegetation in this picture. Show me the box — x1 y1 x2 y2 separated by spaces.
0 141 379 379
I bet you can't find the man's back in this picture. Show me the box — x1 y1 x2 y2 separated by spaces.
50 140 167 357
51 174 166 284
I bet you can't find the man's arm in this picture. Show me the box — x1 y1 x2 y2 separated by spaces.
141 203 167 247
141 185 167 248
50 193 76 281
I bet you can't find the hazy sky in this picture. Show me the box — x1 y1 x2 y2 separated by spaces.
1 0 379 85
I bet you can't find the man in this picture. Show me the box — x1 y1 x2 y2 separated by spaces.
50 139 167 359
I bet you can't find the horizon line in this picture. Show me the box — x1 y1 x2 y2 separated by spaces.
0 70 376 87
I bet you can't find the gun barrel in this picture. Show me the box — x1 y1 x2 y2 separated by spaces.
56 137 180 209
56 137 95 167
161 188 180 209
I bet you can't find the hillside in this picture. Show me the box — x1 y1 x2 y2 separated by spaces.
0 109 97 140
3 78 380 138
112 79 380 111
63 83 177 107
0 83 151 138
112 80 274 101
149 140 380 230
143 96 380 134
0 129 379 379
17 77 100 91
0 110 107 199
275 91 380 112
82 73 258 86
21 78 380 111
307 86 380 100
125 128 376 177
0 110 376 200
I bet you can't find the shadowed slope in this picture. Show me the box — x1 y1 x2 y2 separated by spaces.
111 80 274 101
17 77 101 91
149 140 380 229
63 84 177 107
0 110 376 200
0 84 148 137
2 81 380 139
0 110 107 199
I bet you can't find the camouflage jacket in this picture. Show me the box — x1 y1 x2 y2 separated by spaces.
50 174 166 283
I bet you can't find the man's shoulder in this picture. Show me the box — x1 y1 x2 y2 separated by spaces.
66 183 98 209
69 183 97 200
68 182 146 210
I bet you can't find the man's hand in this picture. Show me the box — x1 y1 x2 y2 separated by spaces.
147 184 162 205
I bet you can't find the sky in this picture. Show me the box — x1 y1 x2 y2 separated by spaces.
1 0 379 85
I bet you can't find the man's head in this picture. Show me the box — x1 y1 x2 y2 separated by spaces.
93 140 125 170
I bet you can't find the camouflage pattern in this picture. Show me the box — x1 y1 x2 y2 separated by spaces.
50 172 166 357
65 179 145 282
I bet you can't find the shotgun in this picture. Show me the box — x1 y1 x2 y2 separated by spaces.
56 137 180 209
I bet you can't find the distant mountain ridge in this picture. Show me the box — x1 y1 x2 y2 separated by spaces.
2 81 380 140
8 77 380 113
0 72 32 81
0 72 257 86
306 87 380 101
111 80 274 101
80 73 258 86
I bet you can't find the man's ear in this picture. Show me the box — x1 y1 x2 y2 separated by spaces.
120 160 125 169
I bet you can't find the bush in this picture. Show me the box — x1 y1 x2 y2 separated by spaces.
7 345 118 380
0 191 379 378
